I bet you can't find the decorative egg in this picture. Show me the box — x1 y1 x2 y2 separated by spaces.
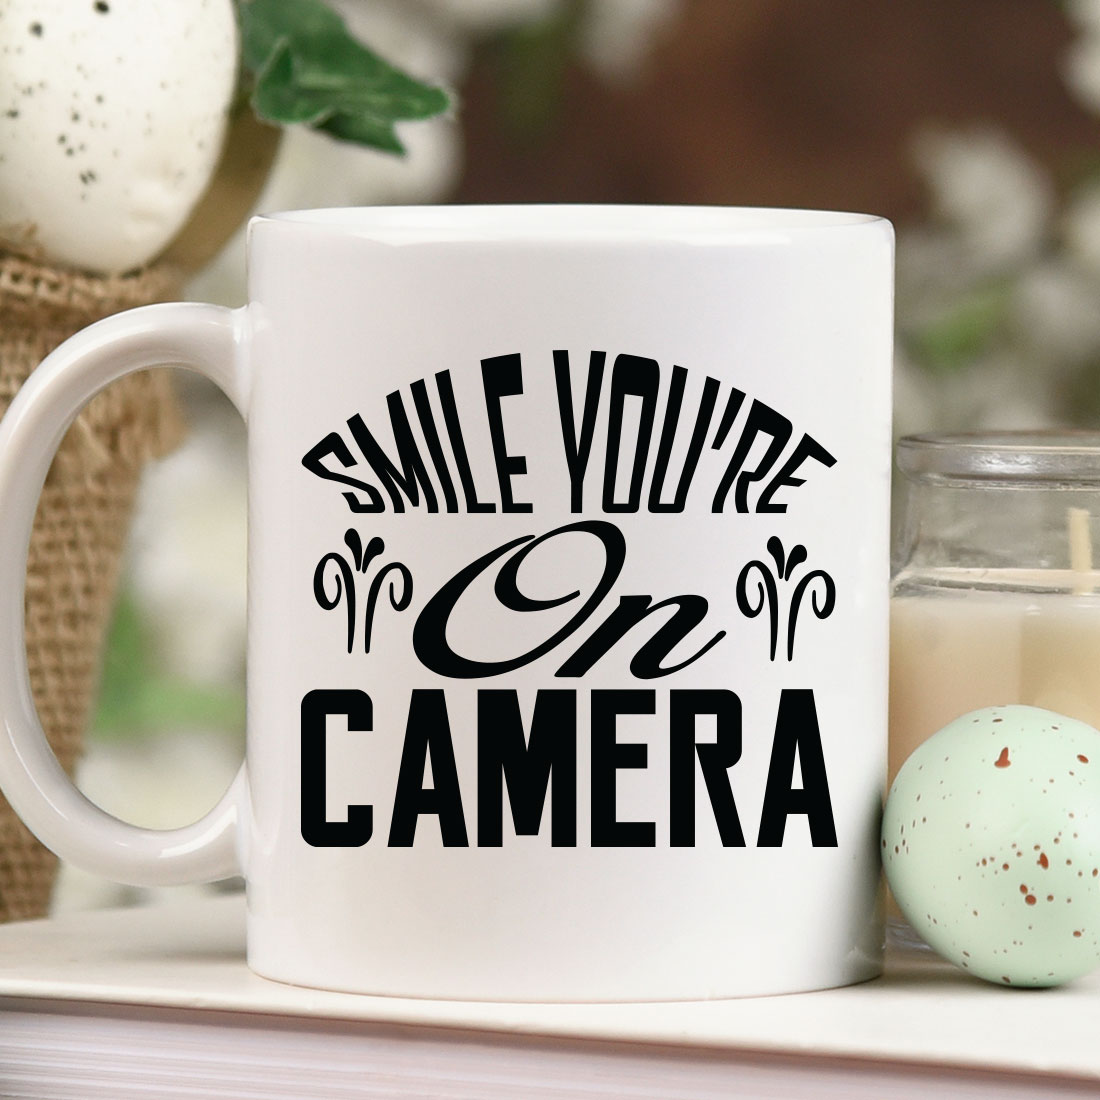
0 0 237 274
884 705 1100 986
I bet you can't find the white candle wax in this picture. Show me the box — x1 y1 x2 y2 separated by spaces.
889 570 1100 786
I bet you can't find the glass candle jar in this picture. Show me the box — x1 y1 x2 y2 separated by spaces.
889 431 1100 786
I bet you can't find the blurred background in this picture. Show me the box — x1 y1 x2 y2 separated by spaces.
55 0 1100 909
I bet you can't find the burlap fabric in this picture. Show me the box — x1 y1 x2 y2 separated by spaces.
0 252 185 921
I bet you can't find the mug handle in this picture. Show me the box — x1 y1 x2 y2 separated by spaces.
0 301 247 886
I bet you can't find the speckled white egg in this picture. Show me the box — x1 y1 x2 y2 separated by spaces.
0 0 237 274
884 705 1100 987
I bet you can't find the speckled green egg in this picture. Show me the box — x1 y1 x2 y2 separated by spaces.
883 705 1100 987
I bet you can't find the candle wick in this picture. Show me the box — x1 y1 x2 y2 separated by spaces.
1068 506 1093 594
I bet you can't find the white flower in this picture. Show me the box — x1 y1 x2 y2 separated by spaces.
1064 33 1100 113
894 339 1061 436
911 128 1052 275
579 0 680 81
935 355 1058 433
1063 185 1100 275
1064 0 1100 32
1012 260 1100 365
1063 0 1100 113
890 346 1053 439
896 225 983 318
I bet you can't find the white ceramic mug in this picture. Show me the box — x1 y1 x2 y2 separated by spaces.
0 206 893 1000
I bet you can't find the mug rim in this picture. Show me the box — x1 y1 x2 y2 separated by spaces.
249 203 889 244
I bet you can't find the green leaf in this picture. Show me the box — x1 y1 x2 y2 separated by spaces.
903 281 1013 376
237 0 450 155
238 0 346 73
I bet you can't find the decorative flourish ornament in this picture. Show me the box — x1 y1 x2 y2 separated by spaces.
313 529 413 654
736 537 836 661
